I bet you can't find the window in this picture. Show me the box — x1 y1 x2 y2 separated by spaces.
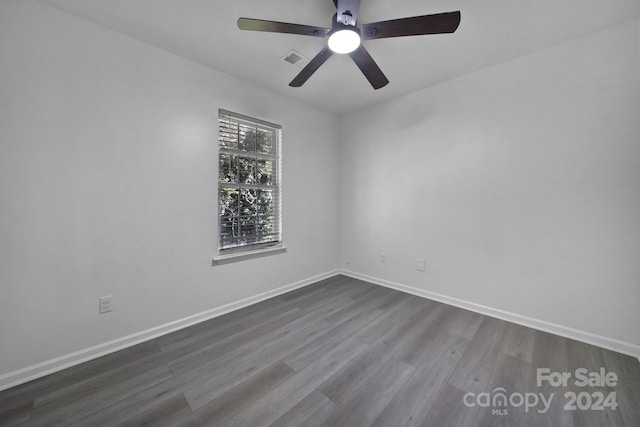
217 109 282 256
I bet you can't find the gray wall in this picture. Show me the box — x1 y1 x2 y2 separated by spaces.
0 0 340 384
1 0 639 389
339 19 640 350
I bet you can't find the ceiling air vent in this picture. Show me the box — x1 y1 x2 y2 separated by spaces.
280 50 309 69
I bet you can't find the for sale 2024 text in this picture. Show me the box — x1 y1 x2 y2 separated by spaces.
537 368 618 411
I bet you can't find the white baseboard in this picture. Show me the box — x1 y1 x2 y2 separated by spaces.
340 269 640 361
0 270 339 392
3 268 637 391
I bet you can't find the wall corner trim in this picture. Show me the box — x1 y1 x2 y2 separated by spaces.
2 268 637 391
0 269 340 392
340 269 640 362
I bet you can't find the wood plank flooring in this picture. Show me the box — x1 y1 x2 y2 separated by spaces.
1 275 639 426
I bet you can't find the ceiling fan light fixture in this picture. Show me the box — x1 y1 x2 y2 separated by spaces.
238 6 461 89
328 28 360 54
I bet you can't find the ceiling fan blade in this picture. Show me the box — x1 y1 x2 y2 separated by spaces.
361 11 461 39
238 18 329 37
349 45 389 89
336 0 361 26
289 46 334 87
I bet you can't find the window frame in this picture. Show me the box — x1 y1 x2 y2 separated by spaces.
215 109 283 260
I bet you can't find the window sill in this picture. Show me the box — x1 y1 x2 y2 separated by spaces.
212 245 287 265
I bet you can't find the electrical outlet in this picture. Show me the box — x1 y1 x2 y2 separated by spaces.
99 295 113 313
416 258 426 272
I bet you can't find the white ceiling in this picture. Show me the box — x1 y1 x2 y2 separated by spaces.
37 0 640 115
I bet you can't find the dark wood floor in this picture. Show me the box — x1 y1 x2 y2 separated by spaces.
1 275 639 426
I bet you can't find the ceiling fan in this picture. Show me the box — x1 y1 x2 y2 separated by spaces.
237 0 461 89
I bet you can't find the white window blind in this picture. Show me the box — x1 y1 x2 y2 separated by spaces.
218 109 282 254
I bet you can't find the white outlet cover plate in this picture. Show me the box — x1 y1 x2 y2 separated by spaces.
99 296 113 313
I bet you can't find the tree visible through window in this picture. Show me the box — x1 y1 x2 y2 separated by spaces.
218 110 281 254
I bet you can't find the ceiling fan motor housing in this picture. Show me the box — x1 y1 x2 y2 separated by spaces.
331 13 358 31
336 0 361 26
338 10 355 26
